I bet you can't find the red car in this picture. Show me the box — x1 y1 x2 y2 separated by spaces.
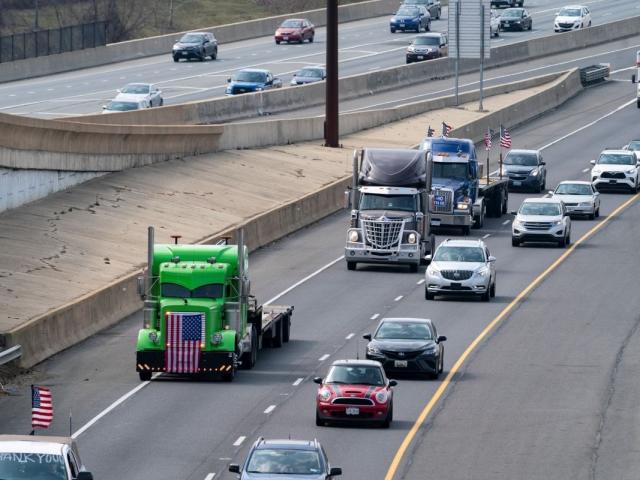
275 18 315 44
314 359 397 428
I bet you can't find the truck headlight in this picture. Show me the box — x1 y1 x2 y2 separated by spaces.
456 202 470 210
349 230 360 242
408 233 417 244
211 332 223 345
148 331 159 343
375 391 389 404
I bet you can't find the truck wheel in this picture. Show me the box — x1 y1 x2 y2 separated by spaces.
282 314 291 343
347 261 357 271
473 203 485 229
271 319 283 348
139 371 152 382
240 325 257 370
462 225 470 235
409 263 418 273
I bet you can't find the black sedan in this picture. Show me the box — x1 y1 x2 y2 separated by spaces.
500 8 532 31
364 317 446 378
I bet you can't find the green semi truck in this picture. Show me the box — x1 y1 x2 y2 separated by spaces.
135 227 293 381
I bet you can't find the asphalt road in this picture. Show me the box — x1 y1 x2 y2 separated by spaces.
0 0 637 118
1 77 639 480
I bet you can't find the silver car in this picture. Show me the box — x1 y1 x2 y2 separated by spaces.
425 238 496 301
549 181 600 219
116 83 163 107
511 197 571 247
290 66 326 86
490 9 501 37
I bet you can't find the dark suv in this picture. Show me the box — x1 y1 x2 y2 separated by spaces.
406 32 448 63
172 32 217 62
502 149 546 192
229 438 342 479
491 0 523 7
402 0 441 20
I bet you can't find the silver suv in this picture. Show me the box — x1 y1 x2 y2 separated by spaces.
590 149 640 192
511 197 571 247
425 239 496 301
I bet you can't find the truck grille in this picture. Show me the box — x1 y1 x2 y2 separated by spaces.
332 398 374 406
601 171 626 179
362 219 403 249
431 188 454 213
523 222 553 230
441 270 474 280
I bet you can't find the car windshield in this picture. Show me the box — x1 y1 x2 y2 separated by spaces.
627 141 640 151
121 84 149 94
247 449 322 475
325 365 384 386
597 153 636 165
298 68 323 77
433 246 485 262
504 152 538 166
179 33 204 43
558 7 581 16
414 36 439 46
404 0 428 4
397 7 419 16
519 202 562 216
433 162 468 179
106 101 139 111
0 452 67 479
281 19 303 28
375 321 433 340
502 9 522 17
161 283 224 299
555 183 592 195
234 71 267 83
359 193 417 212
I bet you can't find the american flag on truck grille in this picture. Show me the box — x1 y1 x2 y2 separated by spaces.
165 312 205 373
500 125 512 148
31 385 53 428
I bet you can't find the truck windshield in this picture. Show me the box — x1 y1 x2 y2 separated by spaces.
0 453 67 479
432 162 468 178
161 283 224 299
360 193 417 212
432 142 471 154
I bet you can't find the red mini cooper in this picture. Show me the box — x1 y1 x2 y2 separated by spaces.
314 359 397 428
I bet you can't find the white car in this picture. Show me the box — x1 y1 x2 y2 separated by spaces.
511 197 571 247
554 5 591 32
590 149 640 193
116 83 163 107
623 139 640 159
490 10 501 37
102 95 147 114
549 181 600 219
425 238 496 301
0 435 93 479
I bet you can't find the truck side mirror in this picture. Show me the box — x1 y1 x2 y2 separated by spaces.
137 276 146 298
633 74 637 83
344 189 352 209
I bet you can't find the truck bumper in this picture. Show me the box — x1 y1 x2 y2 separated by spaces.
344 244 420 265
429 213 472 227
136 350 235 374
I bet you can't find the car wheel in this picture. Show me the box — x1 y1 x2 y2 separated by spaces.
558 235 567 248
588 20 592 26
139 370 151 381
211 48 217 60
426 21 431 32
275 39 280 44
566 232 571 246
481 289 490 302
437 8 441 20
347 261 357 271
198 51 205 61
409 263 418 273
425 287 434 300
382 403 393 428
529 22 532 31
637 100 640 109
159 98 164 106
309 34 314 43
490 280 496 298
511 237 520 247
406 58 411 64
438 352 444 373
316 410 324 427
595 207 600 218
390 28 396 33
172 56 179 62
588 212 595 220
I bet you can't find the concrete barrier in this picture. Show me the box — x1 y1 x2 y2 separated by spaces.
76 14 640 127
3 68 583 368
0 0 399 85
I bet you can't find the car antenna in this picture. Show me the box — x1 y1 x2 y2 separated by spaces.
356 337 360 360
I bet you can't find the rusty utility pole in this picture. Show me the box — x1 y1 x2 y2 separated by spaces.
325 0 339 147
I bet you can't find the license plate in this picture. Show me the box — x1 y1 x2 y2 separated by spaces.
345 407 359 415
181 52 188 55
609 179 617 183
434 195 445 206
283 36 289 41
513 180 522 186
394 360 408 368
450 282 462 290
417 56 424 60
400 22 405 26
431 219 441 226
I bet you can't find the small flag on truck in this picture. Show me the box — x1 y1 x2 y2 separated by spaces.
484 128 493 151
31 385 53 429
500 125 512 149
442 122 452 137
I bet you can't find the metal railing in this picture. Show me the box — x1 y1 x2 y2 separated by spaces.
579 64 610 86
0 21 107 63
0 345 22 365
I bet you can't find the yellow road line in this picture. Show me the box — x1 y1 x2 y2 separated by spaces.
384 193 639 480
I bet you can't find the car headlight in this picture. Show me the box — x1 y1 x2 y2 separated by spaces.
475 267 490 278
172 44 179 50
427 266 441 278
625 169 636 174
367 344 381 355
375 390 389 404
551 220 562 226
420 345 438 355
591 169 601 176
408 233 417 244
529 168 539 177
349 230 360 242
211 332 223 345
148 331 159 343
319 388 332 402
390 17 396 23
255 87 263 91
407 46 415 52
513 218 523 228
579 202 592 207
514 20 521 23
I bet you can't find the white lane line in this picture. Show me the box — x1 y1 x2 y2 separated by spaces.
72 373 160 438
370 313 380 320
502 220 511 225
204 474 215 480
345 333 355 340
264 405 276 414
482 233 491 239
610 66 635 74
293 378 304 386
233 436 246 447
583 167 590 172
319 354 330 362
417 279 425 285
265 255 344 304
394 295 403 302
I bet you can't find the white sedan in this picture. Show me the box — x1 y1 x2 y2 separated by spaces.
115 83 163 107
554 5 591 32
102 95 147 114
549 181 600 219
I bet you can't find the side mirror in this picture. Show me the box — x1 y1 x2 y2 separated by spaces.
227 77 231 83
509 210 517 215
488 256 496 263
548 190 554 195
313 377 323 384
633 74 636 83
137 276 145 297
292 73 297 77
590 159 596 165
539 161 545 165
329 467 343 476
228 464 240 473
77 473 94 480
388 380 398 387
437 335 447 342
363 333 372 341
425 254 432 262
116 88 121 93
102 105 107 110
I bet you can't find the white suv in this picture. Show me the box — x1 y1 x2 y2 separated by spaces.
425 238 496 301
590 149 640 192
511 198 571 247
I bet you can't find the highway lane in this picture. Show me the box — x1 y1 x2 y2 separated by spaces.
0 0 636 117
1 79 639 480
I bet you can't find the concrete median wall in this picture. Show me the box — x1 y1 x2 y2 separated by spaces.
0 0 398 85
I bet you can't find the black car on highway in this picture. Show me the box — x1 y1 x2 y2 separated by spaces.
502 149 547 192
406 32 448 63
364 317 446 379
229 438 342 479
491 0 523 7
500 8 532 30
172 31 218 62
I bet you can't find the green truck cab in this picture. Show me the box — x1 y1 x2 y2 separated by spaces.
136 227 293 381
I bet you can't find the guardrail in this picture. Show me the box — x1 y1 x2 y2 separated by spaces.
0 345 22 365
579 64 610 86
